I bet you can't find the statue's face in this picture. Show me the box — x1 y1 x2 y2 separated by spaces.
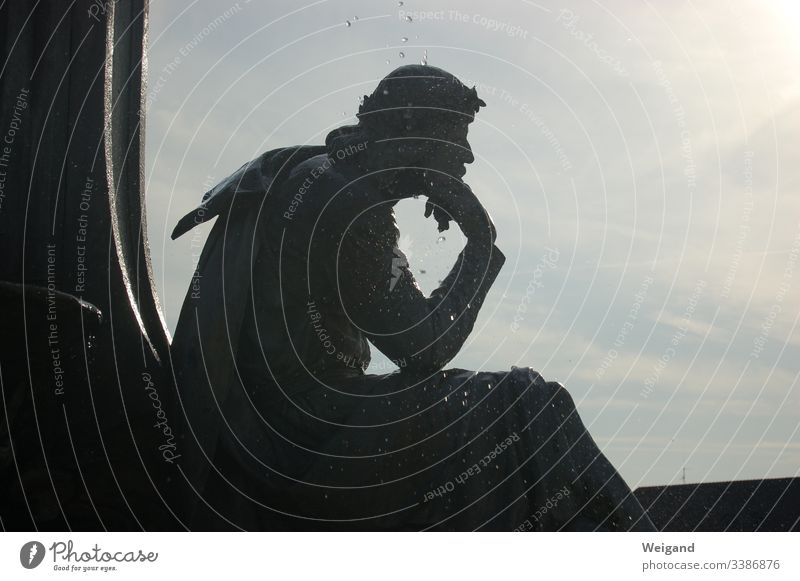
422 116 474 180
371 109 475 200
386 113 474 196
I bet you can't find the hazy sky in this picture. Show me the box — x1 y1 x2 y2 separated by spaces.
145 0 799 488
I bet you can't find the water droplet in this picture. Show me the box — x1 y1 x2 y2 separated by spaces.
401 37 408 43
354 15 359 21
345 20 351 27
437 235 446 243
399 51 405 58
398 1 404 5
382 88 389 95
405 15 412 22
386 59 391 64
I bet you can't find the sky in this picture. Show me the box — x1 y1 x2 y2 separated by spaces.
144 0 800 489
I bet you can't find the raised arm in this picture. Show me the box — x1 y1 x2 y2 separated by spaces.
335 193 505 372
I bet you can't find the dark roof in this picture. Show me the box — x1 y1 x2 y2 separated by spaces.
635 477 800 531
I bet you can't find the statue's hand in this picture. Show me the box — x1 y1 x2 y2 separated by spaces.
424 178 497 245
423 198 452 232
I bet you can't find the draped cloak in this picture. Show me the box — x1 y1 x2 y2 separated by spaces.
170 144 655 531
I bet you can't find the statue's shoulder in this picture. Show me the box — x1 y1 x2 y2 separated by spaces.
283 154 378 207
171 145 326 239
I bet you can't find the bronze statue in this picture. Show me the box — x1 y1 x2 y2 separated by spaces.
171 65 654 531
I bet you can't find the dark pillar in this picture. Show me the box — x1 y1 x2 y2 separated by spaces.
0 0 183 530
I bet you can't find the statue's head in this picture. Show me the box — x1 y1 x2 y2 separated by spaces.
327 65 485 195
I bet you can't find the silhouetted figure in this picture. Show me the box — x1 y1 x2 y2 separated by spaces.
171 65 654 531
